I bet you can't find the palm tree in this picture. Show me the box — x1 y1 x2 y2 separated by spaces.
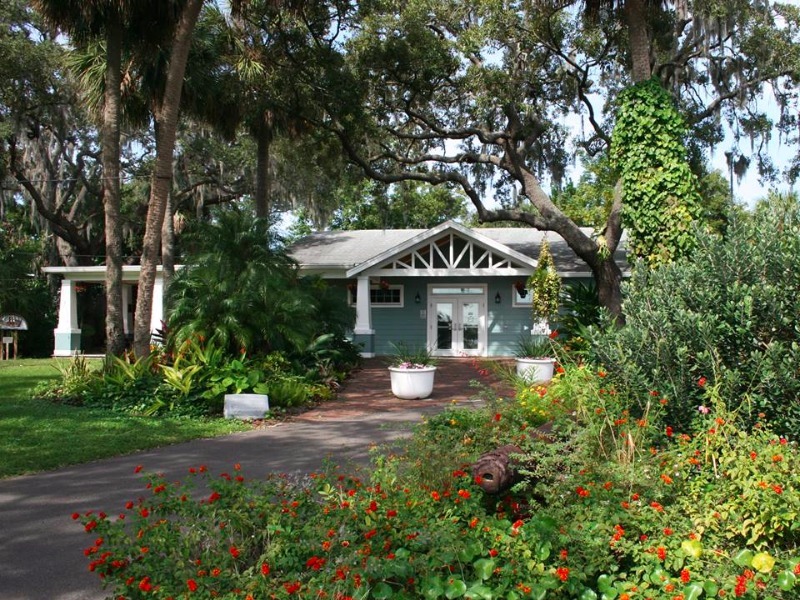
31 0 182 355
133 0 205 357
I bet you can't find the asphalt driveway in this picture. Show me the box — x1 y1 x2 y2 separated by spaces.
0 358 504 599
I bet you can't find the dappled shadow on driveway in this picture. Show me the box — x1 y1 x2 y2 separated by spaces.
0 358 512 600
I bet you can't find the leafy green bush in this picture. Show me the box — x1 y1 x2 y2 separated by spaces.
166 212 355 358
35 336 351 416
32 355 101 405
590 197 800 435
558 282 603 356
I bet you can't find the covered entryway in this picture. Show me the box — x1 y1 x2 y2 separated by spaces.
427 286 487 356
344 221 539 357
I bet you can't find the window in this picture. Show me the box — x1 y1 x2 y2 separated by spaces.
431 287 484 295
512 285 532 307
349 285 404 307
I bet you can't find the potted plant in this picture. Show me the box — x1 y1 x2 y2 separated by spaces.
387 342 437 399
514 334 557 383
527 238 562 335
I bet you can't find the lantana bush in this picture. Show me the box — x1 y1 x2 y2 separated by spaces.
76 363 800 599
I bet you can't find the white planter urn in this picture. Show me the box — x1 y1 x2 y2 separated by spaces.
515 358 556 383
388 366 437 399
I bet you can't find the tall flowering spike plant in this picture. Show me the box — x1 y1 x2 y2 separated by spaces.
528 239 561 323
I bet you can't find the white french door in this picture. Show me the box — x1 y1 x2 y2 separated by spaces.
427 286 487 356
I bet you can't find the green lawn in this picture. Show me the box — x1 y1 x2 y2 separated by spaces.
0 359 249 479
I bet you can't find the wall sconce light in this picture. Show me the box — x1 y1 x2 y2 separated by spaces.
414 292 421 304
494 292 501 304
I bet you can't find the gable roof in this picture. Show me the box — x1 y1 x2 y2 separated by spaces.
345 220 539 277
290 221 625 278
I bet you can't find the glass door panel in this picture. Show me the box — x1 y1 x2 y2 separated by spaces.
436 302 453 350
429 294 485 356
461 302 479 350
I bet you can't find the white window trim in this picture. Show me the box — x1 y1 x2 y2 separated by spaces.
512 284 533 307
349 284 404 308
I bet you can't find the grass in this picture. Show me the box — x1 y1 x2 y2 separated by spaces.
0 358 249 479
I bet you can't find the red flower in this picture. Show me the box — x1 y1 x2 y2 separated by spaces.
457 489 471 499
138 577 152 592
488 549 498 557
657 547 667 561
134 465 143 473
680 569 691 583
735 575 747 596
71 512 80 520
284 581 301 594
386 509 397 518
261 563 270 576
431 491 441 501
364 529 377 539
187 579 198 592
665 426 674 437
229 545 240 558
698 376 707 388
556 567 570 582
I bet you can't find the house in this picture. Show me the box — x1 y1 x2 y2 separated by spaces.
42 221 623 357
290 220 622 357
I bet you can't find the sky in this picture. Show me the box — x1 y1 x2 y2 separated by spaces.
703 0 800 207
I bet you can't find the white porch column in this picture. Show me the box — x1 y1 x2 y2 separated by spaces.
121 284 133 335
53 279 81 356
353 275 373 334
150 275 165 338
352 275 375 357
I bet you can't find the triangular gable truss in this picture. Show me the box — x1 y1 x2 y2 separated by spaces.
387 232 526 270
346 221 538 277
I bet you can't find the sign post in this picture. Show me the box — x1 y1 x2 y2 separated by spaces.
0 314 29 360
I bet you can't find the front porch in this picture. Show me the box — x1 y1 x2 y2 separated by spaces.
42 265 170 356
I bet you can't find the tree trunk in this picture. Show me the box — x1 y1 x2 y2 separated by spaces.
624 0 651 82
103 14 125 356
254 124 271 219
133 0 204 357
593 256 625 324
161 193 175 289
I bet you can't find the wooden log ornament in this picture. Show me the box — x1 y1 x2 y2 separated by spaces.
471 444 524 494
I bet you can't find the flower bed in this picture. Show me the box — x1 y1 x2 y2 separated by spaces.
75 364 800 599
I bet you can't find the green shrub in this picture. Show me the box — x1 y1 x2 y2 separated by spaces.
32 355 99 405
166 213 355 358
590 196 800 435
558 282 603 356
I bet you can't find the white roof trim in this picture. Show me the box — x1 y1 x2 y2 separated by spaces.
346 220 539 278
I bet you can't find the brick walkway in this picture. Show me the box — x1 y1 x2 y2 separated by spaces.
294 357 515 421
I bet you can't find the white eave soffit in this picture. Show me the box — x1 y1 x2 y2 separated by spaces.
345 221 539 278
